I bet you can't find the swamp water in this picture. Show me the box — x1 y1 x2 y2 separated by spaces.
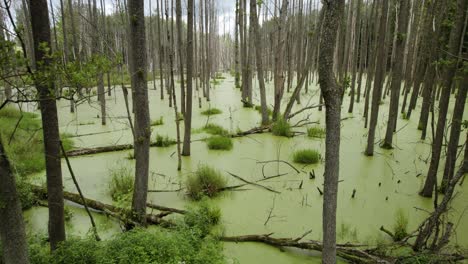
24 74 468 263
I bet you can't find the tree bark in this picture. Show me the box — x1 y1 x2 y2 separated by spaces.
175 0 186 115
128 0 151 223
182 0 194 156
317 1 345 263
0 138 29 264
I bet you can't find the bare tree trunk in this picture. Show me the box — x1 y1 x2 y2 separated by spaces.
175 0 186 114
0 138 29 264
156 0 165 100
318 1 345 263
234 0 241 88
365 0 389 156
182 0 194 156
129 0 151 224
348 0 361 113
382 0 410 148
29 0 66 250
420 0 466 197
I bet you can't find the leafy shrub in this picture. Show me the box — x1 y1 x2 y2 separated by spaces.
184 199 222 236
207 136 233 150
154 134 177 147
203 123 229 136
254 105 272 117
186 165 227 200
392 209 408 241
16 176 37 210
201 108 222 116
271 118 292 137
150 116 164 126
292 149 320 164
307 126 325 138
108 164 134 205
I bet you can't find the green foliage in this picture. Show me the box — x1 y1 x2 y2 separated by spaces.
108 164 134 206
392 209 409 241
186 165 227 200
307 126 325 138
201 108 222 116
150 116 164 126
206 136 233 150
183 199 222 236
271 118 292 137
154 134 177 147
25 226 225 264
203 123 230 136
16 176 38 210
292 149 320 164
64 206 74 222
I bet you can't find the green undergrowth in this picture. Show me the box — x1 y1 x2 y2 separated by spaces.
292 149 320 164
186 165 227 200
254 105 272 117
206 136 233 150
108 164 134 207
13 202 225 264
271 118 292 137
150 116 164 126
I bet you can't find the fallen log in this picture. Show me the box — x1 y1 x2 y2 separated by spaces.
227 172 280 194
220 232 389 263
31 185 175 226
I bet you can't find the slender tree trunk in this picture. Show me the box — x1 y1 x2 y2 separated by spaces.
420 0 466 197
182 0 194 156
0 138 29 264
234 0 241 88
175 0 186 115
318 1 345 263
382 0 410 148
365 0 389 156
29 0 66 250
129 0 151 223
348 0 361 113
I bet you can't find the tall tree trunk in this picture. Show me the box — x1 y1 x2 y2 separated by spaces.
420 0 466 197
382 0 410 148
318 1 345 263
250 0 268 124
234 0 241 88
29 0 66 250
365 0 389 156
182 0 194 156
129 0 151 223
348 0 361 113
0 138 29 264
175 0 186 115
272 0 289 120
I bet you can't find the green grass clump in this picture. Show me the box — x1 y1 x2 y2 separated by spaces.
292 149 320 164
271 118 292 137
150 116 164 126
184 199 222 236
201 108 222 116
392 209 409 241
25 226 225 264
203 123 230 136
206 136 233 150
108 164 134 205
307 126 325 138
186 165 227 200
154 134 177 147
254 105 272 117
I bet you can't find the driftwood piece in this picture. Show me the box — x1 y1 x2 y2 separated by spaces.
227 172 280 194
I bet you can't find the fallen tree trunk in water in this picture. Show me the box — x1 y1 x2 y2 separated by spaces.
31 185 183 226
220 232 389 263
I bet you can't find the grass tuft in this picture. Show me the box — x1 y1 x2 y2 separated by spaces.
203 123 230 136
186 165 227 200
150 116 164 126
206 136 233 150
392 209 408 241
154 134 177 147
108 164 134 206
271 118 292 137
307 126 325 138
201 108 222 116
292 149 320 164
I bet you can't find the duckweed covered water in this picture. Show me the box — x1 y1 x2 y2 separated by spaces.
24 74 468 263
